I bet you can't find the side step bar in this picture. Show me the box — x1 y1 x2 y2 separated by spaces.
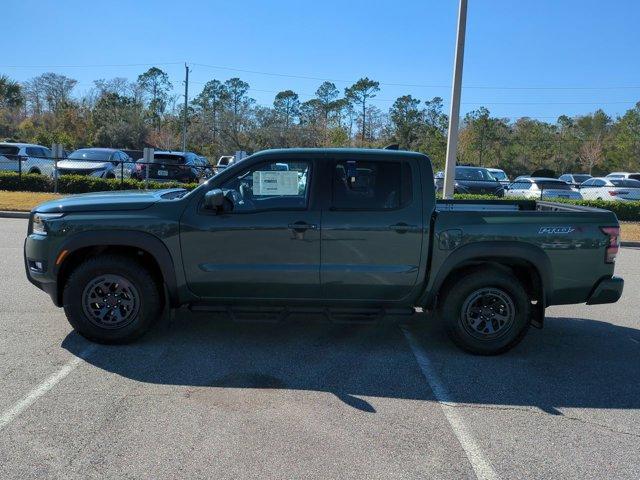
188 304 416 324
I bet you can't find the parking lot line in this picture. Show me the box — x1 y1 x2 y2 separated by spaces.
401 326 499 480
0 345 96 431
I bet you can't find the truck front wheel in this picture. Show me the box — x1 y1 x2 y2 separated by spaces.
438 268 530 355
63 254 162 344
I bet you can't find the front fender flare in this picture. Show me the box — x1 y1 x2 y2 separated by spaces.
56 230 179 307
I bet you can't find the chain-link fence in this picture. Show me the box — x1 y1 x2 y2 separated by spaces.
0 151 227 194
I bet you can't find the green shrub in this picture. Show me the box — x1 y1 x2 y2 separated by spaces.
0 171 199 194
0 172 53 192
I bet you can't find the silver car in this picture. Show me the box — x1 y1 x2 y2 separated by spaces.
54 148 134 179
0 142 54 176
506 177 583 200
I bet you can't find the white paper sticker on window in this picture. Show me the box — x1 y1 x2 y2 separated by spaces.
253 170 299 196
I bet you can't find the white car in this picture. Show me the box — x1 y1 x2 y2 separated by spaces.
0 142 54 176
506 177 583 200
606 172 640 181
486 168 510 186
579 177 640 201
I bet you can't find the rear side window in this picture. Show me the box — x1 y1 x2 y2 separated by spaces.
331 160 412 210
0 146 20 156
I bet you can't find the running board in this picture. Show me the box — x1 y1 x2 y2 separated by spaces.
188 304 415 324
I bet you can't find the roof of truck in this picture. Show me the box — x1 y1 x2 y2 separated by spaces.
251 148 428 158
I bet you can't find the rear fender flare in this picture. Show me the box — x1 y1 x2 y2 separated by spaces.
421 241 552 309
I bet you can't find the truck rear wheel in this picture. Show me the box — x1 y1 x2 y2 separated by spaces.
63 254 162 344
438 268 530 355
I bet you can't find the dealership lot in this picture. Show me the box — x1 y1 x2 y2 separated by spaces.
1 218 639 479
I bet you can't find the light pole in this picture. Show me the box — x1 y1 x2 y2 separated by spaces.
182 63 190 152
442 0 468 199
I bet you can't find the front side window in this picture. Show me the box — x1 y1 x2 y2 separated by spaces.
331 160 411 211
219 160 311 212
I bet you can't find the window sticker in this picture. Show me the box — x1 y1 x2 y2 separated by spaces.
253 170 300 196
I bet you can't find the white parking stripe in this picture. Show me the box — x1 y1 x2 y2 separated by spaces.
401 326 499 480
0 345 95 431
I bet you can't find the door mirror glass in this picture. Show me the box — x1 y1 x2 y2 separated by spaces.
204 189 224 211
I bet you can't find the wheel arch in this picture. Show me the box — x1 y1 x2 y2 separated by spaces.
422 241 552 313
55 230 179 307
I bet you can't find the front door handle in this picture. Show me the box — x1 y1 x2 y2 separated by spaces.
288 222 318 233
389 223 418 233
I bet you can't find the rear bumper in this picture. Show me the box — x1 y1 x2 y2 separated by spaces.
586 276 624 305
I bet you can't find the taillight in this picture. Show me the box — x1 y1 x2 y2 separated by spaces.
608 191 619 196
600 226 620 263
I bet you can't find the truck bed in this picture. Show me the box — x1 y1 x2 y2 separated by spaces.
436 199 612 214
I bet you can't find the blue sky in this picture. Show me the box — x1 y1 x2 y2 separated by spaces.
3 0 639 121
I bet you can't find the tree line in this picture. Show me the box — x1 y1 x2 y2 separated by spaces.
0 68 639 176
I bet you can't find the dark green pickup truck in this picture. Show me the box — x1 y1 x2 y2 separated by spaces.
24 148 624 354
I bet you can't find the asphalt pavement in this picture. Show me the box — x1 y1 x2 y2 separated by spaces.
1 218 639 479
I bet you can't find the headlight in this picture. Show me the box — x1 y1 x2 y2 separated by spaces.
32 213 64 235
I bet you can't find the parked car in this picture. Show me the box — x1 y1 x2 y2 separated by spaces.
579 177 640 201
131 151 213 183
487 167 510 186
606 172 640 181
434 166 504 196
25 148 623 355
559 173 592 187
0 142 53 175
54 148 134 179
505 177 583 200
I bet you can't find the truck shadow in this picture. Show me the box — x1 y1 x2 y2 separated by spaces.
61 312 640 414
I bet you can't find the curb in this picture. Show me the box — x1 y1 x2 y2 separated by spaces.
0 211 29 219
621 241 640 248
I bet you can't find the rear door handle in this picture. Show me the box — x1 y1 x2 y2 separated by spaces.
288 222 318 232
389 223 419 233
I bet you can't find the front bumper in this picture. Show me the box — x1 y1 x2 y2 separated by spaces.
24 236 60 306
586 276 624 305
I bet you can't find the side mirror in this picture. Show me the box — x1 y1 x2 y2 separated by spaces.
203 189 224 211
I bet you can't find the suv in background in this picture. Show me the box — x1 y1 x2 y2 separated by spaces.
606 172 640 181
0 142 53 176
559 173 592 187
131 151 213 183
55 148 133 179
434 166 505 196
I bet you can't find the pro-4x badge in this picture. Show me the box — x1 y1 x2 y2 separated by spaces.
538 226 575 235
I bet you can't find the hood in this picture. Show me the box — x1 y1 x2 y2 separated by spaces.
56 159 113 170
33 189 185 213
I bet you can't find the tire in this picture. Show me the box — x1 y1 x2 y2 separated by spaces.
438 267 530 355
29 168 41 175
63 254 163 344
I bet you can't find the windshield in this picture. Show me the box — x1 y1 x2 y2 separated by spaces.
146 154 186 165
611 179 640 188
489 170 507 180
536 181 573 190
572 174 592 183
455 167 496 181
69 149 112 161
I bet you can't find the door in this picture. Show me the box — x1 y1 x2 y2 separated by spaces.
321 158 424 301
180 158 320 299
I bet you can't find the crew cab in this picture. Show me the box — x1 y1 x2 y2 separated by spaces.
24 148 624 354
